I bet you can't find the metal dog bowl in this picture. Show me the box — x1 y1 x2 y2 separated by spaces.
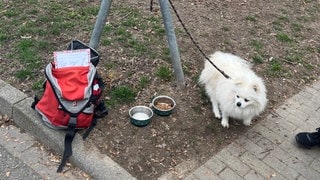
151 95 176 116
129 106 153 127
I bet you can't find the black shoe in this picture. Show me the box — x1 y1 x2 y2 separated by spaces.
295 128 320 149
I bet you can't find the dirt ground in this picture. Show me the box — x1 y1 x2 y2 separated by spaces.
0 0 319 180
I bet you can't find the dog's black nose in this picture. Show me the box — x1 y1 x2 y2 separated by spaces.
236 102 241 107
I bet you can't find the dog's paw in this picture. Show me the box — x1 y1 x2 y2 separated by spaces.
221 119 229 128
243 119 252 126
213 108 221 119
214 114 221 119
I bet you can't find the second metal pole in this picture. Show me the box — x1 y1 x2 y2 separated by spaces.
159 0 185 88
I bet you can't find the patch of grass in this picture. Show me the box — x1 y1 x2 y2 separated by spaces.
296 16 309 23
285 52 302 63
275 33 293 43
182 62 192 76
14 39 52 79
245 15 257 22
16 39 40 64
267 59 282 76
138 76 150 89
161 47 171 62
0 30 9 43
291 23 303 32
285 51 314 69
32 79 45 90
107 85 136 107
270 60 282 72
277 16 290 22
249 40 263 51
116 27 132 42
127 39 147 56
303 63 314 70
79 6 99 17
105 62 116 70
101 38 112 46
15 69 33 79
223 40 231 45
121 15 139 28
252 54 264 64
156 66 172 81
272 16 290 31
4 9 21 17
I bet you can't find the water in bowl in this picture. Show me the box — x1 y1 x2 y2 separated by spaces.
132 112 149 120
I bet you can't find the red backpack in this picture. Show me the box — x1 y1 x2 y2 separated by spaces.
31 40 108 172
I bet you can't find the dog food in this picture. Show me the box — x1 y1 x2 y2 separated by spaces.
156 102 172 110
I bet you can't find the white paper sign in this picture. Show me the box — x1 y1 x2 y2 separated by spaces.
54 49 90 68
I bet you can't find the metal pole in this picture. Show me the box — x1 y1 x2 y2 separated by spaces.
89 0 113 50
159 0 185 88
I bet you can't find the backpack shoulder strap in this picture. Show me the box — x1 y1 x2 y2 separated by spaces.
57 115 77 172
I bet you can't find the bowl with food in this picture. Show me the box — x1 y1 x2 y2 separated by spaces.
129 106 153 127
151 95 176 116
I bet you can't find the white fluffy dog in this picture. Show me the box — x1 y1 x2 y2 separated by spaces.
199 51 267 128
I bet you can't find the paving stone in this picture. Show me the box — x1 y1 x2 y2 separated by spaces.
288 160 320 180
260 115 297 134
309 158 320 174
263 154 299 179
274 105 291 118
255 137 278 153
296 175 308 180
183 174 200 180
239 151 285 179
0 126 35 154
224 142 246 158
312 81 320 90
243 170 265 180
278 140 316 165
253 124 285 145
232 137 267 160
244 129 264 143
219 168 242 180
282 114 313 133
193 166 221 180
269 147 320 180
216 148 250 177
203 156 226 174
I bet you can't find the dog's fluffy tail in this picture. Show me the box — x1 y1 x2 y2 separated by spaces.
199 51 252 84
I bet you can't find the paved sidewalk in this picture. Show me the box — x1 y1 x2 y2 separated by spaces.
180 78 320 180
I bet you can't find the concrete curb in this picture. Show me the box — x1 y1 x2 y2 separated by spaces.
0 79 136 180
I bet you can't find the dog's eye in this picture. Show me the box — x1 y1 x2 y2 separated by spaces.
244 98 249 102
236 95 240 98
